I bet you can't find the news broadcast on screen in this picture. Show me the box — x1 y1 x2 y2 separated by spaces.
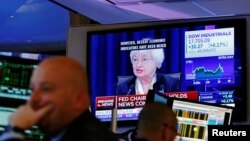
85 18 246 124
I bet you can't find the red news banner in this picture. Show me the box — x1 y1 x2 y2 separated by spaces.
96 91 198 110
165 91 198 101
96 96 116 110
117 95 146 109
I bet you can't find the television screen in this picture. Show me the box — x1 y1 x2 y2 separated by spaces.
0 52 50 100
168 98 233 141
139 91 233 141
85 17 246 122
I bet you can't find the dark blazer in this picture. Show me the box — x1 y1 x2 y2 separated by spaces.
116 73 180 95
55 110 118 141
0 110 118 141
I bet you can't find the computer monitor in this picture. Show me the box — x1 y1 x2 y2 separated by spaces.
0 52 51 140
0 52 50 100
167 98 233 141
0 106 15 131
145 91 233 140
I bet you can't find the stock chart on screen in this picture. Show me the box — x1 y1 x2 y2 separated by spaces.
185 28 234 86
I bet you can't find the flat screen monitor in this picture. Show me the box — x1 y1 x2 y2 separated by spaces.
67 16 247 122
0 106 15 131
0 52 50 100
143 92 233 141
168 98 233 141
0 52 51 140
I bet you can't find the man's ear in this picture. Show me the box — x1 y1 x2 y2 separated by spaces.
161 125 173 141
161 126 167 140
73 91 89 110
72 92 84 109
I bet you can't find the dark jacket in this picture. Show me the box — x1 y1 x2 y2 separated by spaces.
53 110 118 141
0 110 118 141
116 73 180 95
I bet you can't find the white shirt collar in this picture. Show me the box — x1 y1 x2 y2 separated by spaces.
135 75 156 95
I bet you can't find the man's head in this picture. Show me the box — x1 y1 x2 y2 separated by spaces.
130 49 165 78
28 56 89 135
137 102 178 141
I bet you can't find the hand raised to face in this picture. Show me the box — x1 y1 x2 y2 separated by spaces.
9 103 53 130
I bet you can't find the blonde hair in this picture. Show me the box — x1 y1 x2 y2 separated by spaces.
130 49 165 69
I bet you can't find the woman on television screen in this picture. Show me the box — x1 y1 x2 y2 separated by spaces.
116 48 180 95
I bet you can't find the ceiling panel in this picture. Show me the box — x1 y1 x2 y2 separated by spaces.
0 0 69 52
53 0 250 24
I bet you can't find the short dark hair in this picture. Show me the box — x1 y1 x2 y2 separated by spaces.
137 102 178 133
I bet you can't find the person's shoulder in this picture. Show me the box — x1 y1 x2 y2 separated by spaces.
158 73 180 82
62 111 119 141
117 75 135 86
